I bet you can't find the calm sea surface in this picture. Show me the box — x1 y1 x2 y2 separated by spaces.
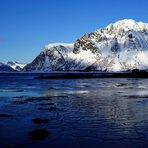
0 73 148 148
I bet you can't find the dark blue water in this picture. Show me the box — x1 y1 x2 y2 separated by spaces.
0 73 148 148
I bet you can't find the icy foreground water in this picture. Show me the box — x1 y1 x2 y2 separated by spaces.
0 74 148 147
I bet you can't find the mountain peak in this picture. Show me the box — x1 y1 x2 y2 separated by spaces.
6 61 26 71
107 19 148 32
44 43 73 51
115 19 137 24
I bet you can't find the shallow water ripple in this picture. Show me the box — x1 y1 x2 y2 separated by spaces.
0 74 148 147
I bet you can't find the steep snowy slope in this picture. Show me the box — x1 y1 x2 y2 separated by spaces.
24 19 148 72
6 61 26 71
0 62 16 72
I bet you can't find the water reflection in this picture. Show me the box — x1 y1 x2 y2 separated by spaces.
0 75 148 147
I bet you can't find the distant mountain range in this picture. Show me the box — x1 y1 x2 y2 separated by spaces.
0 61 26 72
6 61 26 71
23 19 148 72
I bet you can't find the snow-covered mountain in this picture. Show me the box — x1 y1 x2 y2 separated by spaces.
23 19 148 72
6 61 26 71
0 62 16 72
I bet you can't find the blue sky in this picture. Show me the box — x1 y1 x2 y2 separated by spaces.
0 0 148 63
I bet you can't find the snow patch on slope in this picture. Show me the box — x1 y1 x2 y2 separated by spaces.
6 61 26 71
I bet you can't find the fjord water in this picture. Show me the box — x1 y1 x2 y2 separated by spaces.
0 74 148 147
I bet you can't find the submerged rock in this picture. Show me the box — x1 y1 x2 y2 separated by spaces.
0 114 14 118
13 100 28 105
26 96 52 102
30 129 50 140
39 102 54 106
13 96 26 98
116 83 127 87
38 106 58 111
32 118 49 124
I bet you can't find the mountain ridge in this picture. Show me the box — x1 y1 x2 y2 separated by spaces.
6 61 26 71
0 62 16 72
23 19 148 72
0 61 26 72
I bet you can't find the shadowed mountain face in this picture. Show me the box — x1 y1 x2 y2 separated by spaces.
24 19 148 72
0 62 16 72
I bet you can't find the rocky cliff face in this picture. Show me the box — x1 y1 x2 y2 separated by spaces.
24 19 148 72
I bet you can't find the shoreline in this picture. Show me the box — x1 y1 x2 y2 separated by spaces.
0 69 148 79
